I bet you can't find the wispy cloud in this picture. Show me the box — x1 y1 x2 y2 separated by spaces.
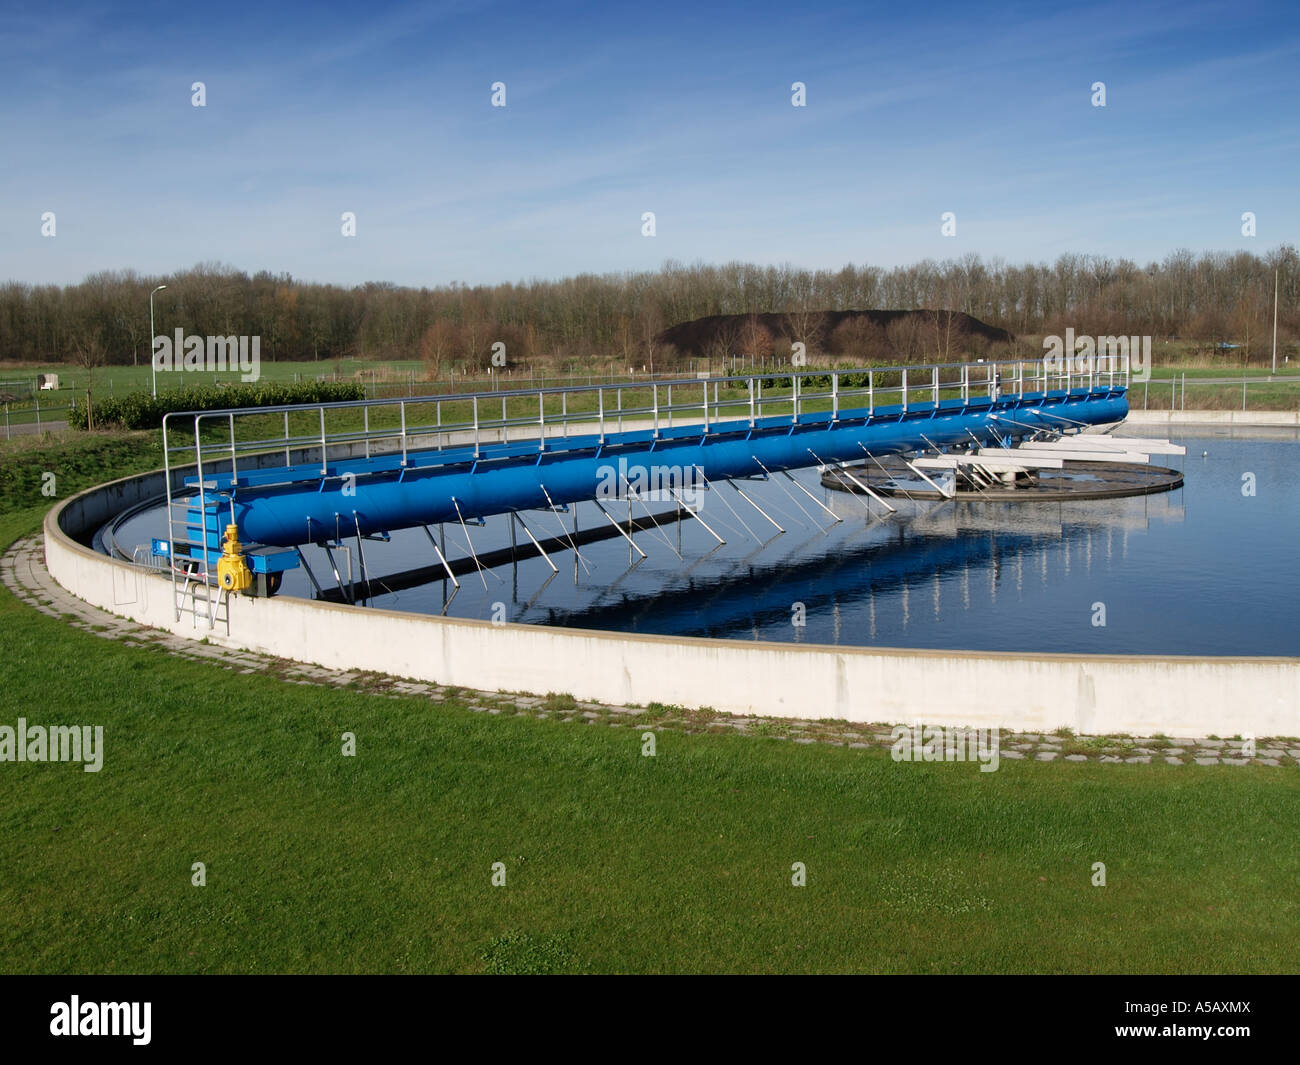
2 0 1297 286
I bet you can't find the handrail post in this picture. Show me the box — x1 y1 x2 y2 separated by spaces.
869 370 874 412
832 371 839 422
598 388 605 443
748 377 755 428
283 410 290 467
961 363 968 404
195 415 208 579
792 373 800 424
363 405 370 460
229 413 237 481
472 397 479 458
902 368 908 413
163 414 176 619
932 366 938 408
319 407 327 476
702 380 709 433
400 401 408 466
653 383 660 438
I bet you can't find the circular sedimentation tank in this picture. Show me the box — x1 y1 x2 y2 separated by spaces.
821 457 1184 502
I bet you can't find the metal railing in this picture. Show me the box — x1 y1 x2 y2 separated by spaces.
159 354 1129 619
162 355 1129 475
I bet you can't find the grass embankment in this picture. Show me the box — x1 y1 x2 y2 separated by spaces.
0 431 161 511
1131 377 1299 412
0 433 1297 974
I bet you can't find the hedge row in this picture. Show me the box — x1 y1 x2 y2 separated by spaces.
73 382 366 430
738 373 907 390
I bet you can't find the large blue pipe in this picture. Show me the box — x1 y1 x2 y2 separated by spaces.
194 389 1128 549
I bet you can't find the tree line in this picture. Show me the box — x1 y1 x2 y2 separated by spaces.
2 246 1296 376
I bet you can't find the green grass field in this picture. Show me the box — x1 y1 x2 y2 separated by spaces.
4 353 1297 399
3 357 1297 443
0 432 162 506
1 357 427 396
0 435 1298 973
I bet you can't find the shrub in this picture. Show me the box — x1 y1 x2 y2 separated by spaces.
71 382 366 430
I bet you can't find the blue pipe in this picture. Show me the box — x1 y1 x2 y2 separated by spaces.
192 389 1128 549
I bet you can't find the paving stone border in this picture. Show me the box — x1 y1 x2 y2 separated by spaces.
5 536 1297 769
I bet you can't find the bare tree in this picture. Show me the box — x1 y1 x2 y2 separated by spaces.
703 317 741 374
738 313 773 371
886 316 925 362
71 325 106 429
419 319 460 380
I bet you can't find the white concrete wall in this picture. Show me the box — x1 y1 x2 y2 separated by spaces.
1126 409 1300 428
43 474 1300 740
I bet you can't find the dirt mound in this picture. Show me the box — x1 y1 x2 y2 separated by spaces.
656 309 1015 361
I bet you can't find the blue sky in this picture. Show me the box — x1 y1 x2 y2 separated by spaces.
2 0 1296 287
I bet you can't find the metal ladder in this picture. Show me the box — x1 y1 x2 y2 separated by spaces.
169 491 229 630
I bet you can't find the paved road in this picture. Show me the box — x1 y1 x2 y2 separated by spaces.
2 420 68 437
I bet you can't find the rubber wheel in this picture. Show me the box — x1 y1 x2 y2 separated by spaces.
266 572 283 597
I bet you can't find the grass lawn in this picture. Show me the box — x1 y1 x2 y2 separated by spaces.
0 438 1297 974
2 357 427 396
0 431 162 505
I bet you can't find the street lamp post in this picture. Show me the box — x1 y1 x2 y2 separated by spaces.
149 284 168 397
1272 269 1278 376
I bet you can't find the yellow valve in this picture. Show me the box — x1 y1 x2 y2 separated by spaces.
216 522 253 594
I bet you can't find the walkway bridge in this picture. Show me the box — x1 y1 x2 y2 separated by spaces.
158 356 1130 620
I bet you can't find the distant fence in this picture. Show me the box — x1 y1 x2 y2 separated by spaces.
1133 373 1300 413
6 364 1299 439
2 390 78 438
0 379 34 404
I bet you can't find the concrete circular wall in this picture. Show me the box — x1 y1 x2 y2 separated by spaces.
42 464 1300 740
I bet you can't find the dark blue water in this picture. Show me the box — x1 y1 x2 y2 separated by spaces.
117 432 1300 656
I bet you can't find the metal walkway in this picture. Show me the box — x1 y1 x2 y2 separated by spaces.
159 356 1131 618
